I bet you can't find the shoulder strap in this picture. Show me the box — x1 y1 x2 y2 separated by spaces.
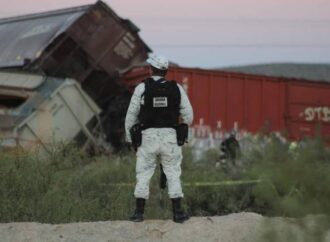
169 80 177 85
141 78 153 97
143 77 153 86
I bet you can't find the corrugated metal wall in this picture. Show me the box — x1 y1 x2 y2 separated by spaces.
123 66 330 141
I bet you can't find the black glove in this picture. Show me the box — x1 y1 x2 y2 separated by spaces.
130 124 143 150
175 123 188 146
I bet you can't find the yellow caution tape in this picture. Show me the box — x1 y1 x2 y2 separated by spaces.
107 180 261 187
183 180 260 187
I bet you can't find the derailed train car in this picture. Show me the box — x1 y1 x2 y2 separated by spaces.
0 1 151 150
123 66 330 143
0 72 102 155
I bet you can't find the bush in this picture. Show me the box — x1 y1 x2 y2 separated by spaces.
245 136 330 217
0 135 329 227
0 143 252 222
243 135 330 242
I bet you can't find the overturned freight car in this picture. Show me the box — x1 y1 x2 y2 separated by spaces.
0 1 151 150
0 71 102 155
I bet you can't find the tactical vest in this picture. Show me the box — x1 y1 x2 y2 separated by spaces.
138 78 181 128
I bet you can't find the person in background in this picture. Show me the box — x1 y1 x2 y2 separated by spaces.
125 54 193 223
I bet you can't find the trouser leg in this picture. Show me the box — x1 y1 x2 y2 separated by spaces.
159 130 189 222
134 146 157 199
161 145 184 199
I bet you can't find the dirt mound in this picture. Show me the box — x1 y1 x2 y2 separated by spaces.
1 212 329 242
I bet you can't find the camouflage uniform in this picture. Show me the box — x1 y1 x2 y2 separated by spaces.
125 76 193 199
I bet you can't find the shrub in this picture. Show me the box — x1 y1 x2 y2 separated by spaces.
0 135 329 228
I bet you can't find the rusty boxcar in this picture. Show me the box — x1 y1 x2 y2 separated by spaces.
0 1 151 149
123 66 330 142
0 1 150 106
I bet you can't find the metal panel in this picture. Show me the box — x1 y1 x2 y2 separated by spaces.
0 72 44 89
287 82 330 139
227 77 245 131
0 72 102 153
0 7 86 67
209 75 227 130
15 80 101 153
261 79 283 132
289 83 330 105
63 1 151 78
224 63 330 83
244 79 262 133
0 115 17 129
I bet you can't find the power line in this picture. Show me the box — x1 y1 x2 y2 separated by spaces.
152 44 330 49
135 16 330 23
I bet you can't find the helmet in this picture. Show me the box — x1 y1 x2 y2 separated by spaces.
146 54 169 70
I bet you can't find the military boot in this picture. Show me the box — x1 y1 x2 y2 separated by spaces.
171 198 189 223
129 198 145 222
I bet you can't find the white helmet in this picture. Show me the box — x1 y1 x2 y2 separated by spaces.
146 54 169 70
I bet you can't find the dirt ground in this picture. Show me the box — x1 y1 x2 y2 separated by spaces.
1 212 329 242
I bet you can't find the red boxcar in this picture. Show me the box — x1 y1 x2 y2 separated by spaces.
123 66 330 141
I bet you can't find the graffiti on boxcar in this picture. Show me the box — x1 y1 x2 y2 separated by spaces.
191 118 240 139
302 106 330 122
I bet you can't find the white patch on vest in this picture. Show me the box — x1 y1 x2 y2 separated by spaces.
153 97 168 107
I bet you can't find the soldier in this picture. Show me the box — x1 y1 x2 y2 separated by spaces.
125 54 193 223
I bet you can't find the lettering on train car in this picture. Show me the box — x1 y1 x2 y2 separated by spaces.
302 106 330 122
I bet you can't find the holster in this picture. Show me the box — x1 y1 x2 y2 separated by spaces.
175 123 188 146
130 123 143 150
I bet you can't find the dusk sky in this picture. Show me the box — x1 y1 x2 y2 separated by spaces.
0 0 329 68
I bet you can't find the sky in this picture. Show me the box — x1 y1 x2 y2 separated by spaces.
0 0 330 68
